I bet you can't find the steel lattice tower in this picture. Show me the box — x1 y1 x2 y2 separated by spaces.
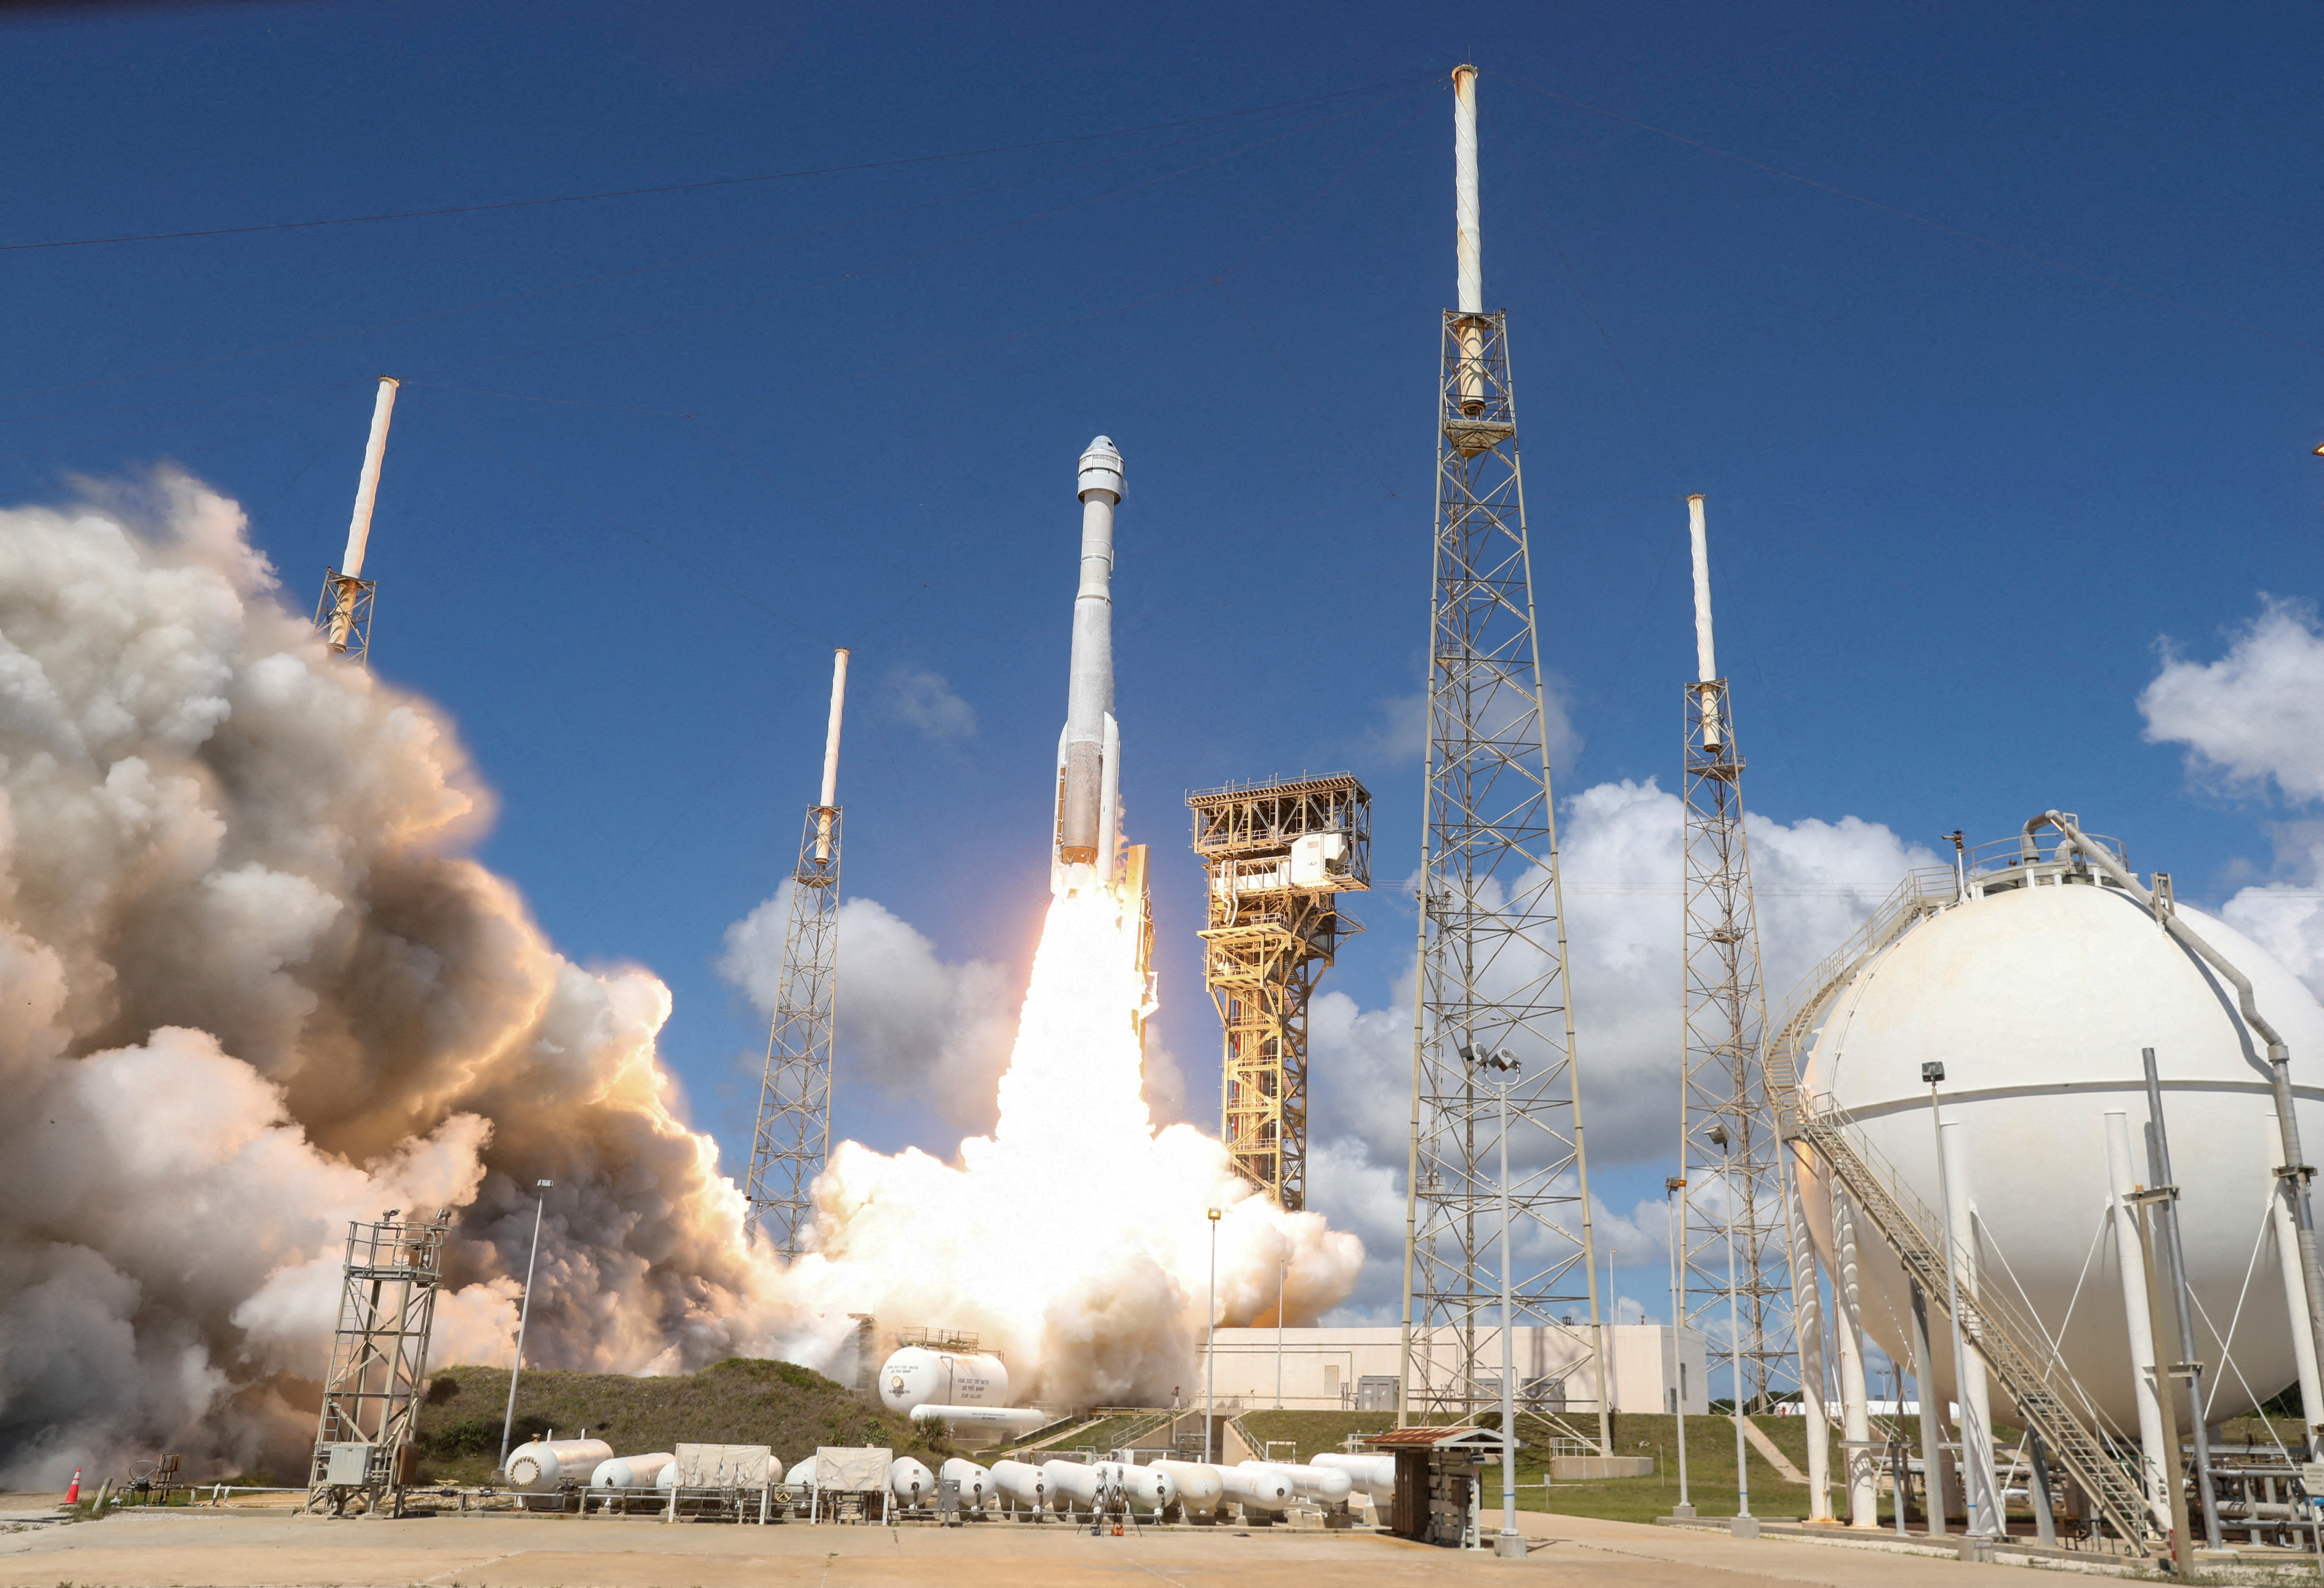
1674 494 1794 1412
1189 775 1372 1212
745 648 849 1258
304 1208 450 1516
1399 65 1609 1449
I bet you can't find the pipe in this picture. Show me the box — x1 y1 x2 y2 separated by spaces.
814 648 849 861
2027 808 2324 1449
1686 494 1722 751
2105 1110 2172 1524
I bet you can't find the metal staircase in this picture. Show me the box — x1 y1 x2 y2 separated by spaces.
1764 872 2163 1556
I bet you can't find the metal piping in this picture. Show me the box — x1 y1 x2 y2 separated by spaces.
1686 493 1721 750
341 376 399 580
1452 66 1481 316
814 649 848 862
2025 807 2324 1442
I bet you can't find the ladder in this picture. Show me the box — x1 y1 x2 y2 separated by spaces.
1764 875 2162 1557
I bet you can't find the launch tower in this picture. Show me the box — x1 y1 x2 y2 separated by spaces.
1399 66 1608 1448
315 376 399 663
1675 496 1798 1423
1188 774 1371 1211
745 648 850 1258
303 1207 450 1517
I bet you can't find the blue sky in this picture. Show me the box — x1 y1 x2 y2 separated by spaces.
5 0 2320 1326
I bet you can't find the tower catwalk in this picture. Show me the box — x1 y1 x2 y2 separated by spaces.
745 647 849 1258
1674 495 1794 1411
1189 774 1372 1211
1399 65 1608 1449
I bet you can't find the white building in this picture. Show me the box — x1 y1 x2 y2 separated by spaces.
1194 1324 1708 1416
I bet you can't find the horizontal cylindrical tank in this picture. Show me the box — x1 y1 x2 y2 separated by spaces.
503 1438 611 1492
890 1456 935 1506
908 1402 1046 1432
1105 1460 1176 1516
989 1458 1047 1512
1241 1460 1351 1504
783 1455 818 1488
1800 872 2324 1430
1150 1458 1224 1511
1216 1463 1293 1511
1040 1458 1099 1512
588 1453 673 1490
656 1463 676 1491
877 1347 1010 1414
938 1457 993 1510
1312 1452 1394 1506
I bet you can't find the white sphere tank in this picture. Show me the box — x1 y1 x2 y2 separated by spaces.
876 1346 1009 1414
1800 865 2324 1430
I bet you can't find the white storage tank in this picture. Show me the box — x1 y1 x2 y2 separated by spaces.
876 1346 1009 1414
1798 847 2324 1432
503 1437 612 1492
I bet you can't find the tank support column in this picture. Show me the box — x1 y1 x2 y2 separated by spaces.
1785 1157 1835 1522
1938 1121 2000 1535
2270 1112 2324 1460
2105 1111 2172 1526
1909 1280 1951 1534
1833 1194 1880 1527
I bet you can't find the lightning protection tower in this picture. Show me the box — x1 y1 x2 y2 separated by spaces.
304 1207 451 1517
745 647 849 1258
1675 494 1795 1414
1399 65 1609 1451
1188 774 1372 1212
315 376 399 663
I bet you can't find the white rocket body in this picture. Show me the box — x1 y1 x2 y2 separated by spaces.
1053 436 1123 896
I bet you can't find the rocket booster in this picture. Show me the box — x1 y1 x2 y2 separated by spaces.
1054 436 1124 894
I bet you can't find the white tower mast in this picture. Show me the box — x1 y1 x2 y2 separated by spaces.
745 647 850 1257
1398 64 1609 1457
315 376 399 662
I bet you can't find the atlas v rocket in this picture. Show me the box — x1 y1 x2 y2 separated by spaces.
1052 436 1124 895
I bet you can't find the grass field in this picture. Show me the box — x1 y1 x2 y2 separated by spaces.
409 1358 947 1486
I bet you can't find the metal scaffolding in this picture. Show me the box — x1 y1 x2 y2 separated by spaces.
744 802 843 1258
304 1208 451 1517
1188 774 1372 1212
1397 297 1607 1443
745 647 850 1260
314 572 376 663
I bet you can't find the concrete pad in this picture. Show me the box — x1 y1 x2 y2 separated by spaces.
0 1504 2113 1588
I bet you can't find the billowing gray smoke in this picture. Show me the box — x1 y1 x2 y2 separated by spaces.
0 474 788 1486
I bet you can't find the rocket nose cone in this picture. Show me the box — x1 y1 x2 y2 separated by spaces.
1077 436 1125 501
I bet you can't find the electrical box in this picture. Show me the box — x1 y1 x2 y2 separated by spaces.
1289 832 1346 888
325 1444 374 1486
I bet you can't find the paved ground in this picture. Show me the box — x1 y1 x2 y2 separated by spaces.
0 1501 2113 1588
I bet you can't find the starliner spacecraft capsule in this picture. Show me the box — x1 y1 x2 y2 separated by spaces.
1052 436 1124 895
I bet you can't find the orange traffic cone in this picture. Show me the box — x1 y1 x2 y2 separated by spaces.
64 1470 81 1504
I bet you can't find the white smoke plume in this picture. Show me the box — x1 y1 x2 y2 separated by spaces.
0 474 1359 1484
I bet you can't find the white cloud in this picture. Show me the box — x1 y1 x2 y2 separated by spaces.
2221 823 2324 1001
2141 597 2324 804
888 665 976 742
1304 777 1936 1318
719 889 1017 1132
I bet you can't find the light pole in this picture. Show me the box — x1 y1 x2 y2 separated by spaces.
1926 1063 1993 1538
1275 1252 1287 1410
1666 1175 1692 1517
1476 1046 1526 1560
1605 1245 1619 1416
1206 1207 1222 1465
496 1179 554 1479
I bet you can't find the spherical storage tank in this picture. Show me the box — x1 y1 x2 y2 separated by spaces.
1798 847 2324 1430
877 1346 1009 1414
